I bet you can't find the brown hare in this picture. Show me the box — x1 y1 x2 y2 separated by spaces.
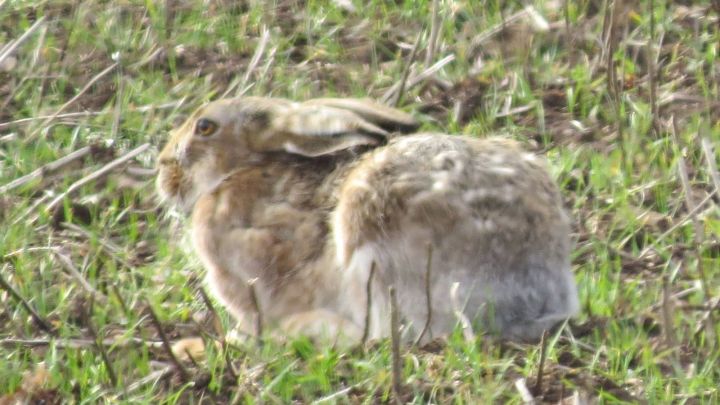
156 97 578 344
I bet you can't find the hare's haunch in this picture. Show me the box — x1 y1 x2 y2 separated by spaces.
156 97 579 343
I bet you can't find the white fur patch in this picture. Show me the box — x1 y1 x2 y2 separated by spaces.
331 210 348 265
473 219 496 232
348 178 373 192
489 154 506 164
283 142 303 155
487 166 517 176
522 153 537 162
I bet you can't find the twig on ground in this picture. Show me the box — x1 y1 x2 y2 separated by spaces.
414 244 434 346
534 330 549 394
45 143 150 214
253 44 278 96
126 364 174 395
311 381 366 404
389 286 403 404
390 31 423 107
605 0 624 142
0 16 45 67
221 26 270 98
381 54 455 104
54 250 108 304
0 264 55 335
514 378 536 404
0 146 92 193
361 261 376 346
247 278 264 345
0 336 159 349
424 0 441 67
146 300 191 381
31 62 119 140
197 287 225 339
647 0 662 137
0 100 182 129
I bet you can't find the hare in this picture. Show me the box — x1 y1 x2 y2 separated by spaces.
156 97 579 344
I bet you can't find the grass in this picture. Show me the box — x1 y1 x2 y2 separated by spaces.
1 0 719 403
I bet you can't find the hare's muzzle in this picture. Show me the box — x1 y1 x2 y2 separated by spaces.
156 154 184 203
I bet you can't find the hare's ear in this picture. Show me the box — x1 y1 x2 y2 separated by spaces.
250 104 390 157
303 98 419 133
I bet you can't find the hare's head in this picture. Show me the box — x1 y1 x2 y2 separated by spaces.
156 97 418 210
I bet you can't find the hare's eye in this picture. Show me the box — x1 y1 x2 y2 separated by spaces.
195 118 218 137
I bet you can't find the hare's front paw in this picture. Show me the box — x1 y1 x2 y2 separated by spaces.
279 309 362 347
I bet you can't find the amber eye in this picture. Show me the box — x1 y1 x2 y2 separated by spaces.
195 118 218 137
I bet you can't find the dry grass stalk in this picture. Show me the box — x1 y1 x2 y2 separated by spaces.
391 31 423 107
31 62 119 140
221 26 270 98
534 330 549 394
450 282 475 342
414 244 434 346
424 0 441 67
361 261 376 345
0 100 183 129
0 16 46 66
126 366 173 395
381 54 455 105
0 337 153 349
647 0 661 137
514 378 536 404
0 146 92 193
54 250 108 304
45 143 150 214
605 0 624 142
146 300 191 381
0 111 102 129
0 264 55 335
389 286 403 404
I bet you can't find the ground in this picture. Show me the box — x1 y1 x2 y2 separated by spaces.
0 0 719 403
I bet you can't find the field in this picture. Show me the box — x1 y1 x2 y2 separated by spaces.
1 0 719 403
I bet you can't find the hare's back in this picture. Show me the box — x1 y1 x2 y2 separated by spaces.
334 133 570 270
